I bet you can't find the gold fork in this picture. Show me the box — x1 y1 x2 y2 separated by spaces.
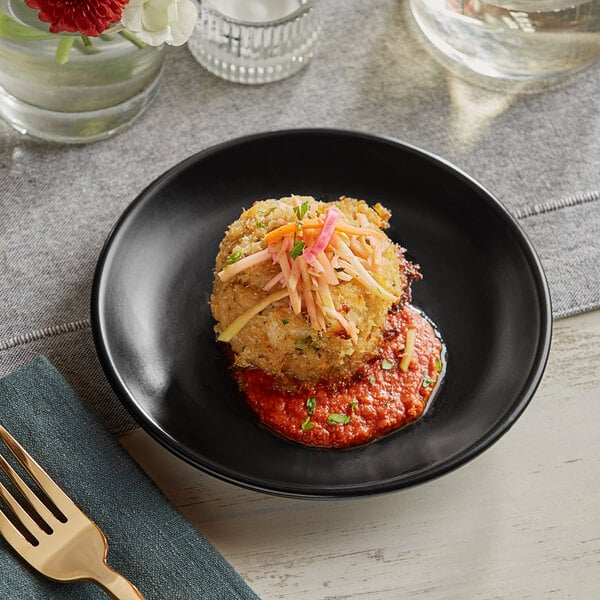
0 425 145 599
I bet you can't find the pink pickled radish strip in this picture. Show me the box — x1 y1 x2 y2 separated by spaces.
263 271 285 291
298 256 321 329
315 251 339 285
302 206 340 264
288 256 301 292
275 236 292 262
278 251 292 282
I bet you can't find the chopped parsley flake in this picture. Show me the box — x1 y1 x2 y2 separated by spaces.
293 201 310 220
349 401 358 413
422 373 435 388
301 416 314 431
434 358 443 373
368 375 376 385
382 358 395 370
327 413 351 426
282 319 289 325
226 251 242 264
306 396 316 415
290 239 305 260
256 221 265 228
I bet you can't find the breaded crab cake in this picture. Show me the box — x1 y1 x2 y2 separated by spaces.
211 196 417 386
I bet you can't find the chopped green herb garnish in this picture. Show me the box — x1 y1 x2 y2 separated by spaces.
290 239 305 260
327 413 351 426
282 319 289 325
256 221 265 228
434 358 443 373
349 401 358 413
422 373 435 388
293 201 310 220
368 375 376 385
301 416 314 431
306 396 316 415
296 221 303 236
382 358 395 370
226 251 242 264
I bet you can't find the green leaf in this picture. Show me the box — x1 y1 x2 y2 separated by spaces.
301 416 314 431
349 401 358 413
306 396 316 415
290 239 305 260
327 413 351 426
293 202 310 220
226 251 242 264
434 358 443 373
422 373 435 388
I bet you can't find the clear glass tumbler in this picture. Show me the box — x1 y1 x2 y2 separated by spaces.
187 0 321 84
409 0 600 81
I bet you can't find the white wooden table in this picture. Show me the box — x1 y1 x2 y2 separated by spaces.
121 309 600 599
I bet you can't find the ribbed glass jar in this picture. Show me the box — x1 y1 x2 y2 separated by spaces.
187 0 321 84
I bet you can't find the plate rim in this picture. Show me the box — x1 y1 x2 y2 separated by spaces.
91 128 553 498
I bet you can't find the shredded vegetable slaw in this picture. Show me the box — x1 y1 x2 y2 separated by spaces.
217 198 399 343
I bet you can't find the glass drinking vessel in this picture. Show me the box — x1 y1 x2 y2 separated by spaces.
409 0 600 81
187 0 321 84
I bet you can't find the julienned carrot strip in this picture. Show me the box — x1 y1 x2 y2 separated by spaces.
263 220 322 244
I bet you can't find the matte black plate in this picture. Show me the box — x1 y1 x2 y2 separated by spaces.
92 129 551 498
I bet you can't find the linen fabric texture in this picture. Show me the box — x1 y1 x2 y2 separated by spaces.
0 0 599 435
0 357 260 600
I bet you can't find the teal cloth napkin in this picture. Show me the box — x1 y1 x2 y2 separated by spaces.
0 357 260 599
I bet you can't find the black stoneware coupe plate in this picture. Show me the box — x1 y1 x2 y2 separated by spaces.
92 129 552 498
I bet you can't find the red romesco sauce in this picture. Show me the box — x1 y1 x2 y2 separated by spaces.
235 304 444 448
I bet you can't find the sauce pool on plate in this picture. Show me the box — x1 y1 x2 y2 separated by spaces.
235 304 444 448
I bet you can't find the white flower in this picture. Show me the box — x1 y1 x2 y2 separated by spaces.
121 0 198 47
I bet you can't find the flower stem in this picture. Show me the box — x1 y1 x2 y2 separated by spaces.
55 36 75 64
118 29 146 49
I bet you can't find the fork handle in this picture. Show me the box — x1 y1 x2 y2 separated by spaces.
90 562 146 600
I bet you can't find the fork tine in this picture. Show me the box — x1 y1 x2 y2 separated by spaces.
0 481 46 543
0 426 78 519
0 507 31 554
0 452 58 526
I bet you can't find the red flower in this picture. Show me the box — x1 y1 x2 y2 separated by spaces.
25 0 129 37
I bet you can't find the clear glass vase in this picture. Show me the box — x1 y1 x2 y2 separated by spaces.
0 14 165 143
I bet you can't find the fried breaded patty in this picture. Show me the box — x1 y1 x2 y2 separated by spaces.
211 196 410 386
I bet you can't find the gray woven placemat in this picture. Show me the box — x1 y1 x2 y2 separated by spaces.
1 0 599 434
